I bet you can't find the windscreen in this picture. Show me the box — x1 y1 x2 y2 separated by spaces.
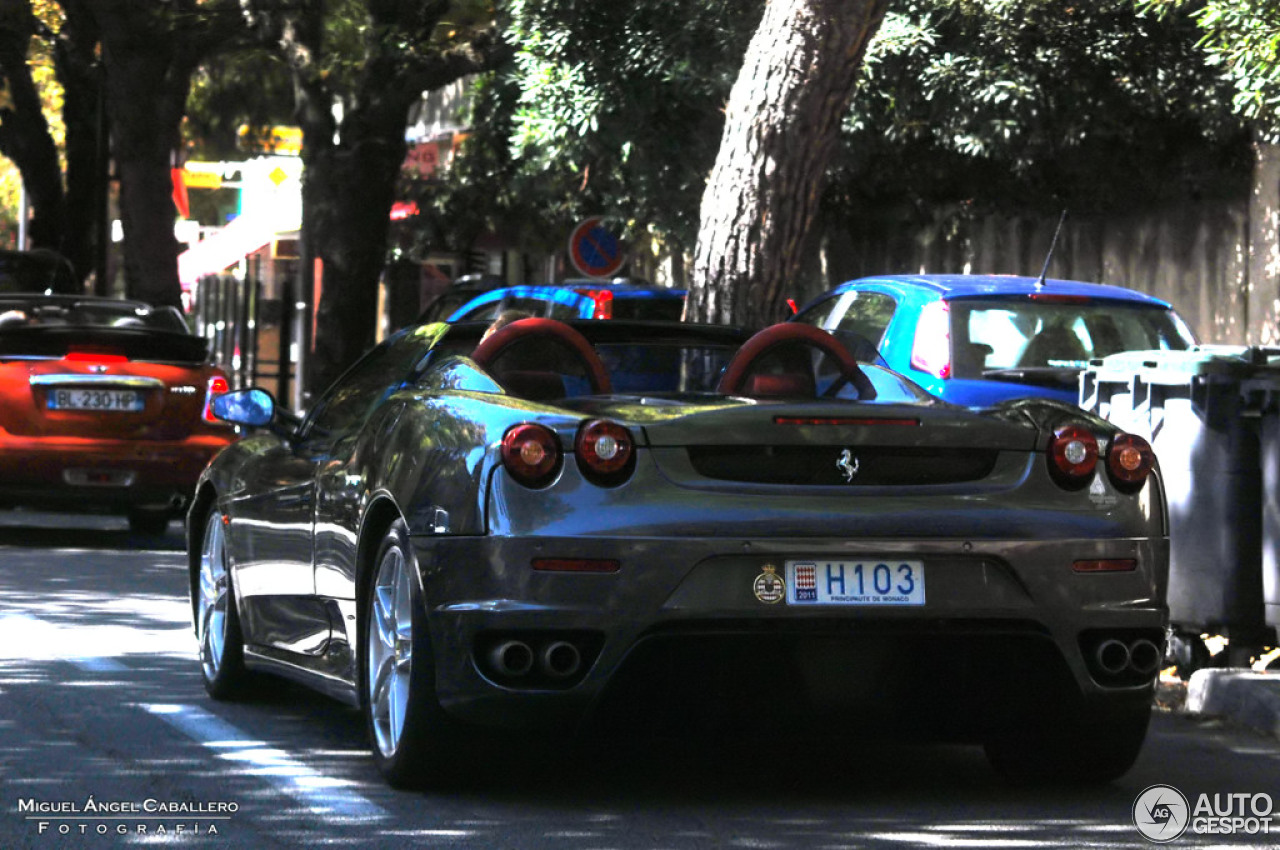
0 298 189 332
0 298 207 362
594 341 737 394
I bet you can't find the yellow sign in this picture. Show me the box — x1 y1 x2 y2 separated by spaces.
182 170 222 189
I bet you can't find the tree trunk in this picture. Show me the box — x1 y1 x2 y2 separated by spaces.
303 117 406 394
686 0 888 327
91 1 244 307
96 5 190 307
54 1 103 284
268 3 508 397
0 1 66 252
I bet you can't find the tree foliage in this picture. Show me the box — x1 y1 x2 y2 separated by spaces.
425 0 1249 297
244 0 508 395
185 47 295 161
0 0 103 280
1140 0 1280 139
832 0 1250 219
420 0 762 263
0 0 65 251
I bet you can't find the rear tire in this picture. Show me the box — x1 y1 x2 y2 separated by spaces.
361 518 460 788
984 699 1151 784
193 507 253 699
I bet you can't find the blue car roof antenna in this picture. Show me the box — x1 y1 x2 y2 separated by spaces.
1036 209 1068 289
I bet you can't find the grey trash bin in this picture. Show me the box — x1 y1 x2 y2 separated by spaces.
1081 347 1272 668
1240 358 1280 639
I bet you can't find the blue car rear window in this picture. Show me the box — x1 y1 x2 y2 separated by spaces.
953 301 1196 376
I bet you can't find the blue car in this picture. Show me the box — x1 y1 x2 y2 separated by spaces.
792 274 1198 407
442 281 686 323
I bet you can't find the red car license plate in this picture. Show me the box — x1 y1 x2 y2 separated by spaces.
46 388 144 412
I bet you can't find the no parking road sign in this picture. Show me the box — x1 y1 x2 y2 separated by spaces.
568 217 624 279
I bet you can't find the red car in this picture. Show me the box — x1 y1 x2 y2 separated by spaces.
0 294 235 533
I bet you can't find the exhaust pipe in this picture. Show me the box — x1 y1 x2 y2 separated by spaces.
1094 639 1131 676
488 640 534 677
541 641 582 678
1127 639 1162 676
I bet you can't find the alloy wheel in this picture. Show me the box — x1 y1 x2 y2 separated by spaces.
367 544 414 758
196 512 228 682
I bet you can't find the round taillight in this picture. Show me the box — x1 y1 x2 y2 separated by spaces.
1048 424 1098 489
203 375 231 423
1107 432 1154 492
501 423 561 488
575 419 635 485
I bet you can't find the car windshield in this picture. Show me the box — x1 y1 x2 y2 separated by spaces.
595 341 737 393
421 290 482 323
952 299 1196 377
0 299 189 332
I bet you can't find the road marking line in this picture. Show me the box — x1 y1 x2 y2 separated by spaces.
140 703 388 821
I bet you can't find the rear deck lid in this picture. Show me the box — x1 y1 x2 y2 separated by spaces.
587 398 1039 488
0 319 217 440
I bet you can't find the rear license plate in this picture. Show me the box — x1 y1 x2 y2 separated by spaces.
785 559 925 605
46 388 144 412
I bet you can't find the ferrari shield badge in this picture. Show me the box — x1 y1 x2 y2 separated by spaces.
753 564 785 604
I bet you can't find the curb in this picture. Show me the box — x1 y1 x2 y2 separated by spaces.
1184 669 1280 740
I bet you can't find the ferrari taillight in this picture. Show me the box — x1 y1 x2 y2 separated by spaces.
203 375 230 423
575 419 634 486
1106 432 1155 492
910 300 951 379
501 423 562 488
1048 424 1098 489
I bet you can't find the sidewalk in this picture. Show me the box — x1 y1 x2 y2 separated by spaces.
1182 668 1280 741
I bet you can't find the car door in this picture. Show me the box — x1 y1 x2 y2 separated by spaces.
224 429 326 656
311 331 435 603
227 331 428 657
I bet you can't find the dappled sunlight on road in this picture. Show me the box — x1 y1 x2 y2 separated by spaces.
0 529 192 664
1 515 1278 847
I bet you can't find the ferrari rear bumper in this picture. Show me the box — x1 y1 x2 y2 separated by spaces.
412 533 1168 734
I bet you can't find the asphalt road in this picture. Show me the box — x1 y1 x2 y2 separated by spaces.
1 510 1278 849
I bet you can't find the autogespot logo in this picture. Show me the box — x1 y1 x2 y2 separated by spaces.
1134 784 1190 843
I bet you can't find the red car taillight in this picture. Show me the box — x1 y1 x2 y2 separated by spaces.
66 349 128 364
575 419 634 485
203 375 230 423
501 423 562 488
1048 424 1098 489
572 288 614 319
910 300 951 379
1106 432 1155 492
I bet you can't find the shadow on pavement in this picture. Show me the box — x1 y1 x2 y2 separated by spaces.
0 509 185 551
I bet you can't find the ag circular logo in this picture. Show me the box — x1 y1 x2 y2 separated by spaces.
1134 784 1190 843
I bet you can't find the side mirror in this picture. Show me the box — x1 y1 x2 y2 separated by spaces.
211 388 275 427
